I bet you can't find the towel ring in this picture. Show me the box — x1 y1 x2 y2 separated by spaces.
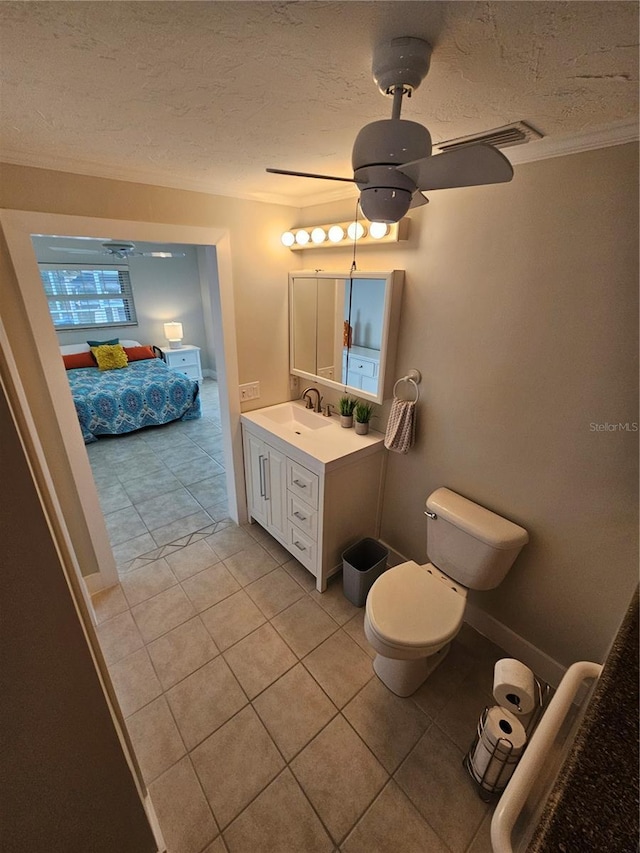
393 370 421 402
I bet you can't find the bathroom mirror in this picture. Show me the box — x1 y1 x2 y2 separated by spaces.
289 270 404 404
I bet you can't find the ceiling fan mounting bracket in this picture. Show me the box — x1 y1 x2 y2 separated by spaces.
372 37 432 96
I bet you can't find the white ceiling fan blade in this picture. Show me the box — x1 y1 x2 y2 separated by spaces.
398 144 514 191
139 252 186 258
410 191 429 208
266 167 358 183
48 246 103 254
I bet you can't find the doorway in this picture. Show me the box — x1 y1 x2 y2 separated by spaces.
0 211 246 598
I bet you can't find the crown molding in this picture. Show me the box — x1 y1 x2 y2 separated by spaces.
1 120 636 207
503 118 638 165
0 150 302 208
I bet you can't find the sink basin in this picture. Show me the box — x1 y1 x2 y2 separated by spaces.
241 401 384 471
260 403 332 432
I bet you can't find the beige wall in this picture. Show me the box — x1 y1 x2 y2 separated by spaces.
298 143 639 668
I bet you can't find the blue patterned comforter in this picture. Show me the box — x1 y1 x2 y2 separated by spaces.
67 359 201 443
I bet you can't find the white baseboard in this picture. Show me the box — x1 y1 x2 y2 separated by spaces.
463 601 566 688
144 793 167 852
378 540 566 688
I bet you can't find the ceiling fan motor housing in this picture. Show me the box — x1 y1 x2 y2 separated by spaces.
352 120 431 170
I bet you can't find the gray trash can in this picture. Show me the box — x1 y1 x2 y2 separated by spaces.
342 538 389 607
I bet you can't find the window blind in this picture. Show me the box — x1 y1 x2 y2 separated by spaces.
39 264 137 330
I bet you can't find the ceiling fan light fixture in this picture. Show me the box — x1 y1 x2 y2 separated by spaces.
360 188 412 224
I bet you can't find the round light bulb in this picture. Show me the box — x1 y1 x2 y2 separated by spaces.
347 221 366 240
369 222 389 239
281 231 295 247
311 227 326 244
295 229 310 245
328 225 345 243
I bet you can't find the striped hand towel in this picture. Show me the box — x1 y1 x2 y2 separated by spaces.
384 398 416 453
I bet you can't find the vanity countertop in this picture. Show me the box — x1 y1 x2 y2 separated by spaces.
241 402 384 474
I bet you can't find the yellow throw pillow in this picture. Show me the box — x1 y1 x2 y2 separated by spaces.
91 344 128 371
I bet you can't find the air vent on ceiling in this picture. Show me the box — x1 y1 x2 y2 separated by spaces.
436 121 544 153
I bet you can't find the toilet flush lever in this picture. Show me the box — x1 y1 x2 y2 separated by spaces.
424 511 438 519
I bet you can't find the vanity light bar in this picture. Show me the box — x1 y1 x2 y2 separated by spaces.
281 218 409 250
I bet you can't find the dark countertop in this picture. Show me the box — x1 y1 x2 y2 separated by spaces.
528 588 639 853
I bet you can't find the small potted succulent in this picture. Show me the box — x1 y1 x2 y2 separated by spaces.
338 395 357 428
354 400 374 435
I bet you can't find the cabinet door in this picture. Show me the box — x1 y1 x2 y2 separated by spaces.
246 432 268 526
265 446 287 541
346 370 363 389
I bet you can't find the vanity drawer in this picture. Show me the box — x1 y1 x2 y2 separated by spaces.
288 494 318 540
347 358 377 378
287 524 317 574
287 460 319 509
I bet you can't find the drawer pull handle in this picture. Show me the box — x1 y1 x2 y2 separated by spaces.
293 540 306 552
292 479 307 488
293 511 306 521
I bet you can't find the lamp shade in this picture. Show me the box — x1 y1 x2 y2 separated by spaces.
164 322 183 348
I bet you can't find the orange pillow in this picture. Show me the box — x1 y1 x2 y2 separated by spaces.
124 345 156 361
63 351 95 370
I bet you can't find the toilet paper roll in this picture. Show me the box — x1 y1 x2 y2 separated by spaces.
493 658 536 716
470 739 520 789
470 706 527 790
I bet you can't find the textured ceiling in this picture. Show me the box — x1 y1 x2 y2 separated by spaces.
1 1 637 206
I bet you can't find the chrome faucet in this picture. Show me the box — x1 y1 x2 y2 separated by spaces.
301 387 322 413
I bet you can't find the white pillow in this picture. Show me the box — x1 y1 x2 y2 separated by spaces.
59 339 141 355
60 343 90 355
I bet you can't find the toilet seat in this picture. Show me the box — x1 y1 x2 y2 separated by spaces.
366 561 466 653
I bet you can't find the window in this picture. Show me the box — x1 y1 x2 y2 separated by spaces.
39 264 137 331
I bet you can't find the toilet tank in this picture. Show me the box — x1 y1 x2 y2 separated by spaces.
426 488 528 591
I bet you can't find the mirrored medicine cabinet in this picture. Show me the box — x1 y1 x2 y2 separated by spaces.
289 270 404 404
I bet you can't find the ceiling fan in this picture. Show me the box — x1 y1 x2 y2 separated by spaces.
47 241 185 260
267 37 514 223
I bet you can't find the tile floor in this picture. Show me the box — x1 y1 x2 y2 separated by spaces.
89 380 502 853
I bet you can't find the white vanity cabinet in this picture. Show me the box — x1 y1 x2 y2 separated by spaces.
241 407 385 592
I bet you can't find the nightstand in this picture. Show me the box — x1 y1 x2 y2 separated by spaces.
160 345 203 383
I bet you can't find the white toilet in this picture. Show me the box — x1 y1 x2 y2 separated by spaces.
364 487 528 697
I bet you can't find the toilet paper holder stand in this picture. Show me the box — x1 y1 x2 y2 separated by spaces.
464 676 550 801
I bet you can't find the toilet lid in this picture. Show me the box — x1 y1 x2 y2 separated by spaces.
366 561 466 649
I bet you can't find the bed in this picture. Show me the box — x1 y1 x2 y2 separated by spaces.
61 339 201 443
